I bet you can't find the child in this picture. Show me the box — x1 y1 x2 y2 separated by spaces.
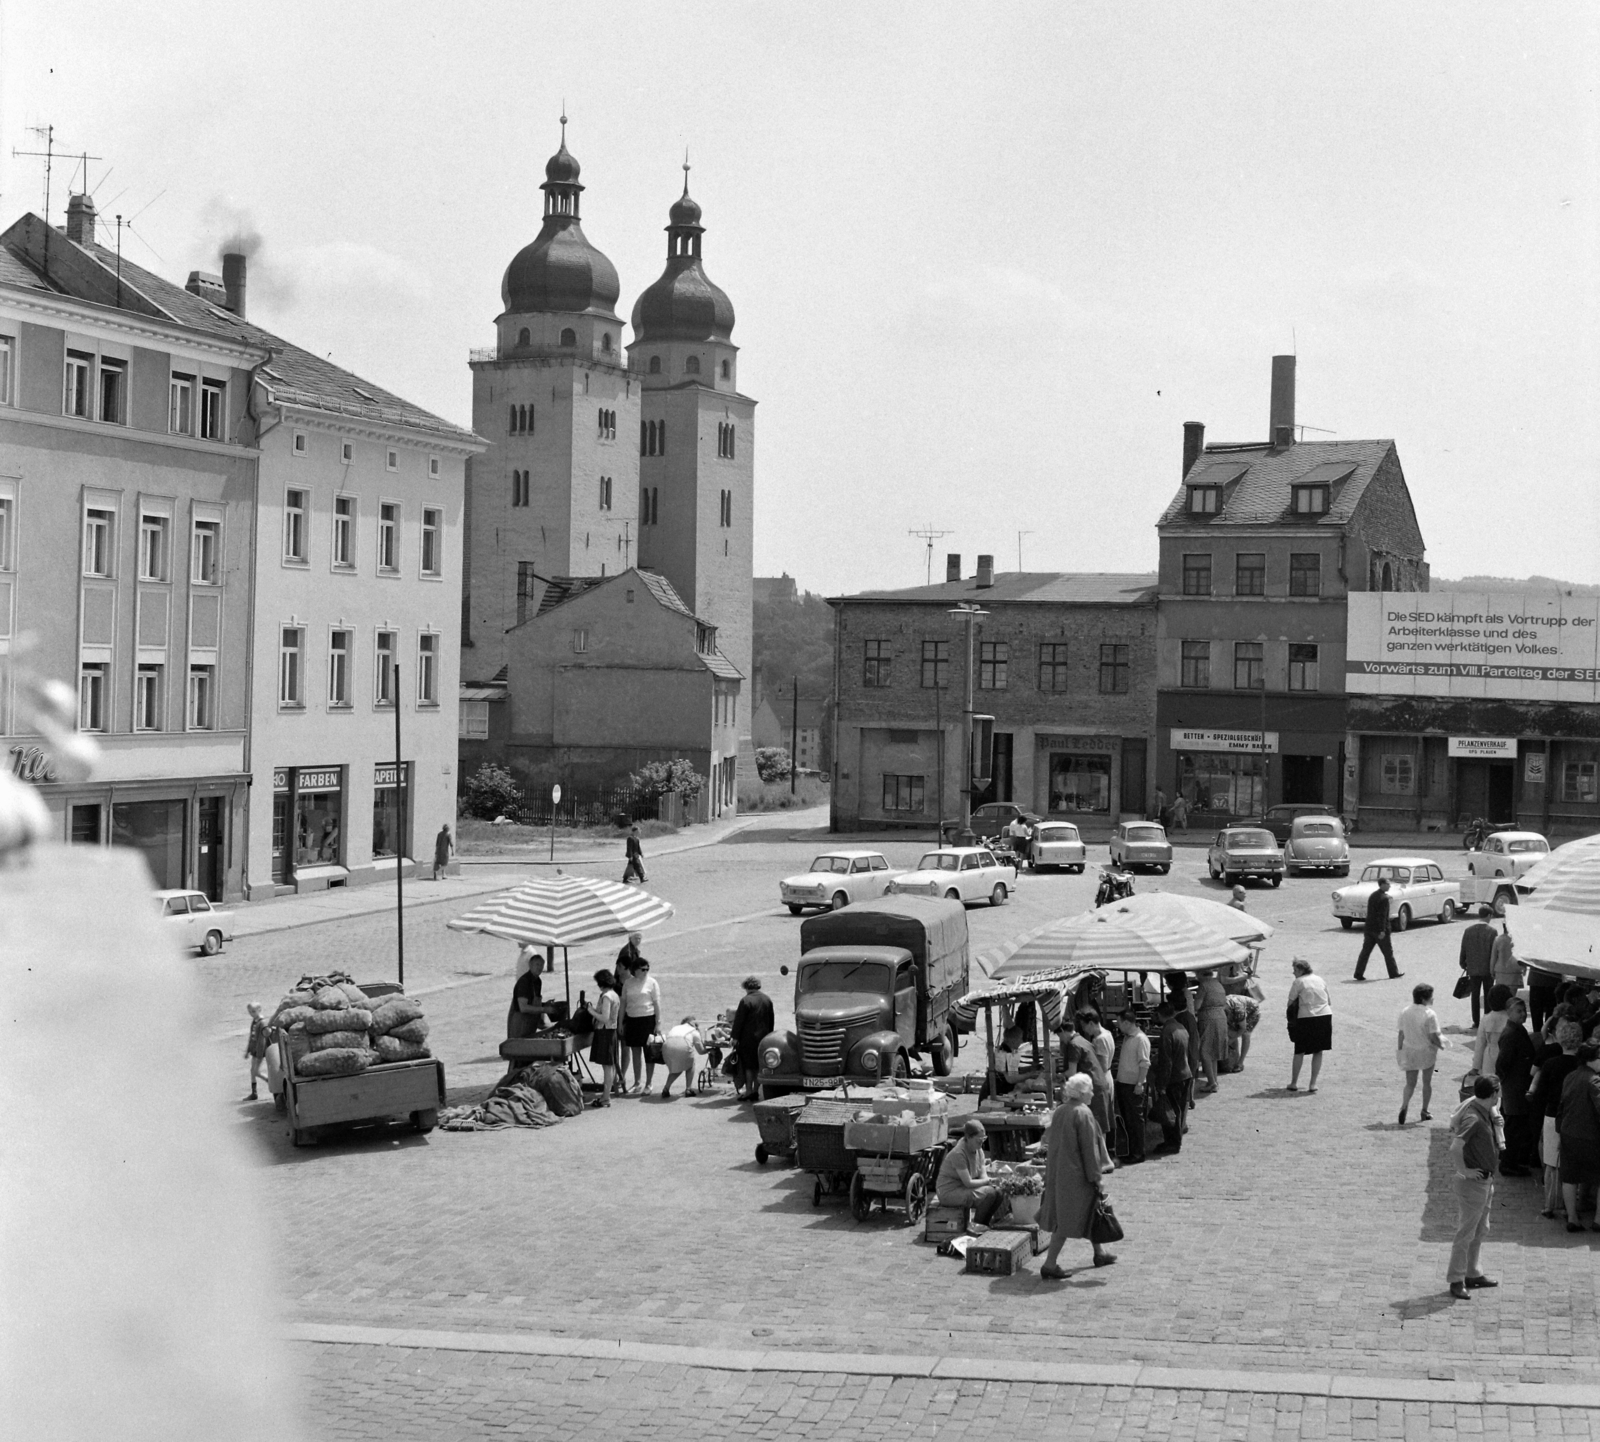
660 1016 708 1099
244 1002 269 1101
590 969 621 1106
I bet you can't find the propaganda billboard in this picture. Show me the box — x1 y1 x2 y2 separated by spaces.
1346 592 1600 701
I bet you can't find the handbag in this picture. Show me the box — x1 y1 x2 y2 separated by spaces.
1089 1193 1124 1245
1452 974 1474 1000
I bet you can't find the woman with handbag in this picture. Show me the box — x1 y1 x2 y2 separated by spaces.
1039 1074 1118 1278
1286 959 1332 1093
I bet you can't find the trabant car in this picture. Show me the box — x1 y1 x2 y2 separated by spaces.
780 850 900 915
1332 857 1460 931
1283 815 1350 877
1108 821 1172 874
1464 830 1550 916
1207 826 1286 887
1029 821 1087 873
887 847 1018 906
155 889 235 955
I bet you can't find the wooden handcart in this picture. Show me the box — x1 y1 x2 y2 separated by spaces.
753 1093 806 1165
843 1114 950 1225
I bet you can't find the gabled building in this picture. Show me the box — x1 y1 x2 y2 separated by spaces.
1154 356 1428 822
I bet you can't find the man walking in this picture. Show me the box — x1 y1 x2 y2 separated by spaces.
1149 1001 1193 1156
432 823 454 881
622 824 647 884
1447 1075 1503 1301
1113 1012 1151 1163
1458 916 1496 1026
1355 877 1402 980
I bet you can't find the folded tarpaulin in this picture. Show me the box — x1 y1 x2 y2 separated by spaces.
438 1080 561 1130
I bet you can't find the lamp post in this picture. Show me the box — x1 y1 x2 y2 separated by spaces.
948 602 989 841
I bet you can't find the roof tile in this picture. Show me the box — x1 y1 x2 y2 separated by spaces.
1160 439 1394 529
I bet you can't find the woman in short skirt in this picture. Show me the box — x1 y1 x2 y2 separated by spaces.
1285 959 1332 1094
589 969 621 1106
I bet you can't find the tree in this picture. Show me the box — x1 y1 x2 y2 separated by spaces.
755 747 792 783
753 588 835 714
462 763 521 819
629 758 707 805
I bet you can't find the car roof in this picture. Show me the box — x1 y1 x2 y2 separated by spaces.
153 888 200 899
815 849 885 859
1487 831 1546 842
1289 815 1344 829
1037 820 1079 828
1362 856 1439 868
921 846 992 856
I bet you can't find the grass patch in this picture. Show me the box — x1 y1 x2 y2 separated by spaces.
455 815 677 856
737 776 830 812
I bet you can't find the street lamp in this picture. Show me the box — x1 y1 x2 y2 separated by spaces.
948 602 989 842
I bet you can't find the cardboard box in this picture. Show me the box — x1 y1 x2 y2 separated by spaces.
965 1230 1033 1276
842 1114 948 1156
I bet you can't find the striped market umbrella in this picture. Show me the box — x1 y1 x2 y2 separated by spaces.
1503 836 1600 981
1096 890 1274 947
989 908 1250 981
1515 833 1600 915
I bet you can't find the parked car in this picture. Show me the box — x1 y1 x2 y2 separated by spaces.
1332 857 1460 931
780 850 900 915
156 889 235 955
969 802 1043 841
1463 830 1550 915
1283 814 1351 877
1108 821 1172 874
1260 803 1338 845
887 847 1018 906
1206 826 1286 887
1029 821 1087 873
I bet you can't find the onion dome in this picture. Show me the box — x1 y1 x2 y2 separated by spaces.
501 118 621 318
630 164 735 345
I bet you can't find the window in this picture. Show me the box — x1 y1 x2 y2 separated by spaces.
1292 484 1330 516
65 350 92 417
283 489 307 561
641 420 667 457
83 507 113 577
516 563 537 625
377 502 399 571
517 327 530 347
191 519 219 584
863 639 891 687
685 355 701 375
0 496 12 570
169 373 195 434
598 476 612 511
1233 641 1264 690
1564 762 1598 804
99 358 126 424
293 430 307 455
721 359 730 380
649 355 661 374
718 422 737 459
1098 643 1129 694
139 515 169 582
719 489 732 527
420 507 442 576
429 456 440 478
1288 643 1319 691
920 640 949 689
386 449 398 471
199 379 225 439
640 486 658 525
341 441 354 464
571 628 589 654
460 700 490 739
0 334 12 404
1380 753 1414 795
417 634 438 704
188 665 214 729
597 408 615 439
333 496 355 567
1289 552 1321 597
135 664 163 730
979 641 1009 690
559 327 577 347
78 663 107 731
1235 553 1265 596
512 469 530 507
882 774 926 814
601 332 613 354
328 630 351 707
375 630 396 705
1188 485 1221 515
1180 640 1210 688
1181 553 1212 596
279 628 304 706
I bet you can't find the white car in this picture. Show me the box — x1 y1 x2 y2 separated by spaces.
1029 821 1087 873
156 889 235 954
1465 830 1550 915
1332 857 1460 932
780 850 900 914
887 846 1018 906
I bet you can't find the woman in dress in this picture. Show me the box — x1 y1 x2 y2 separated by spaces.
1194 968 1229 1093
589 968 621 1105
1039 1074 1116 1278
1471 985 1514 1075
1286 959 1332 1093
1396 982 1443 1125
620 956 663 1096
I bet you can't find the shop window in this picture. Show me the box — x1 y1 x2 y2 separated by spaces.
373 764 408 859
459 700 489 739
78 663 107 731
421 507 442 576
135 664 163 730
112 799 186 890
1049 753 1111 814
70 803 101 845
1380 753 1415 795
1564 762 1597 804
920 640 949 689
1038 643 1069 692
199 379 225 440
882 774 925 814
979 641 1009 690
1289 552 1321 596
1177 753 1262 818
375 630 396 705
279 627 304 706
65 350 93 418
169 373 195 434
863 639 891 687
328 630 352 707
1288 643 1319 691
189 665 214 730
417 633 439 704
295 783 342 868
83 507 114 577
191 519 220 584
99 358 127 424
1098 643 1129 695
1181 553 1211 596
1180 640 1210 688
1235 553 1265 596
284 489 308 562
333 496 355 568
377 502 399 572
1233 641 1264 691
139 515 169 582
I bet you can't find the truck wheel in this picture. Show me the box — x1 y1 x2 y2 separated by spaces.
905 1172 928 1225
1439 899 1456 923
273 1090 286 1115
850 1171 873 1223
201 930 223 956
1395 905 1411 932
755 1143 769 1165
1492 890 1513 917
990 883 1007 906
893 1052 909 1081
1339 918 1354 930
412 1109 438 1134
787 904 803 916
931 1026 955 1077
831 891 849 911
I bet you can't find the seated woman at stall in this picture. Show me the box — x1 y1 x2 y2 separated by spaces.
936 1119 1005 1226
506 967 548 1040
982 1024 1046 1100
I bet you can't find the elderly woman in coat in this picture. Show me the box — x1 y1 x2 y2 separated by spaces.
1039 1073 1116 1277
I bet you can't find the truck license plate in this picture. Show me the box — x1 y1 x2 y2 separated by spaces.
802 1076 842 1088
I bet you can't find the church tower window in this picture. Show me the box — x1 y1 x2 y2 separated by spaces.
518 328 530 347
559 328 577 347
685 355 700 375
721 360 730 379
601 332 613 353
649 356 661 374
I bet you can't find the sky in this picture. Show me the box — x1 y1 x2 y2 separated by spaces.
2 2 1596 597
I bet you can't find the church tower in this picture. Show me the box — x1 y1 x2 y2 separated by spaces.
628 167 756 750
464 121 640 682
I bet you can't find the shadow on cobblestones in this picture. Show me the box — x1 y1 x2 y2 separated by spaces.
1391 1291 1457 1320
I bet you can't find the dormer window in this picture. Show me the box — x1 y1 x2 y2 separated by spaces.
1188 485 1222 515
1292 484 1330 516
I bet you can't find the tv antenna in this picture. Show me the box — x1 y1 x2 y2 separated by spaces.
1017 529 1034 572
909 524 954 586
12 126 100 227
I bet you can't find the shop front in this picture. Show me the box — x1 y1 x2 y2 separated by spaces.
271 765 348 892
371 761 412 867
1035 734 1120 818
1170 729 1277 822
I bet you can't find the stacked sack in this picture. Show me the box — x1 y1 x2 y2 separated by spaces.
269 974 374 1078
369 993 431 1064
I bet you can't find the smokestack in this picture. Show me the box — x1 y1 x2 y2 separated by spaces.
945 553 961 584
65 193 96 247
221 252 247 319
1182 421 1206 477
1270 355 1295 448
976 555 994 588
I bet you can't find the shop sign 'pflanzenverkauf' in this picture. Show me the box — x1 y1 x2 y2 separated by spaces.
1347 591 1600 700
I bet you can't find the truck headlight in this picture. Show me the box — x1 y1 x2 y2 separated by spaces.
760 1047 781 1071
860 1048 881 1072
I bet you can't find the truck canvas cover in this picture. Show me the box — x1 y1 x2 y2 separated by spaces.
800 896 969 1002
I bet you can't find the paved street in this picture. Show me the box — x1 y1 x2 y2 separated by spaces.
212 810 1600 1437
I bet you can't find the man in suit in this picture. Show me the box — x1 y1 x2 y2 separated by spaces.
1355 878 1402 980
1149 1001 1193 1155
1458 918 1496 1026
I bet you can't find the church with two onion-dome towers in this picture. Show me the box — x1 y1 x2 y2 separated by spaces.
462 121 755 813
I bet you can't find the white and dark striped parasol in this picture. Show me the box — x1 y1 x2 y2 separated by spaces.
447 874 674 947
988 907 1249 980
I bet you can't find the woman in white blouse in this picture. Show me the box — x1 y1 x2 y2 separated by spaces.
1286 959 1332 1094
620 958 663 1096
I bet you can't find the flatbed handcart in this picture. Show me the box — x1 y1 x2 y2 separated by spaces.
843 1113 950 1224
794 1098 863 1206
753 1093 807 1164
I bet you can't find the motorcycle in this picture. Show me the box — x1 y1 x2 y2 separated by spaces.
1461 817 1504 851
1094 868 1135 908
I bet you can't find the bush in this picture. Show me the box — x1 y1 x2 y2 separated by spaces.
755 747 792 783
738 774 830 812
629 758 706 806
462 763 522 820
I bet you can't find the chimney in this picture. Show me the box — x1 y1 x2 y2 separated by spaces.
976 555 994 588
1182 421 1206 477
945 553 961 584
185 271 228 307
65 193 96 247
221 252 247 319
1269 354 1295 448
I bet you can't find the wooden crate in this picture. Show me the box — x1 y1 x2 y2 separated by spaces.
923 1203 970 1243
988 1221 1042 1256
964 1229 1033 1276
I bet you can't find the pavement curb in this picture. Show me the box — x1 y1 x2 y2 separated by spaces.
459 807 824 870
284 1322 1600 1408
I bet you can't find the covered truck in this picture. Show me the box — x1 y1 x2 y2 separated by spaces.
756 895 970 1096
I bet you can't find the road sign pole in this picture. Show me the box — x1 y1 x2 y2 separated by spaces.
549 782 561 861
